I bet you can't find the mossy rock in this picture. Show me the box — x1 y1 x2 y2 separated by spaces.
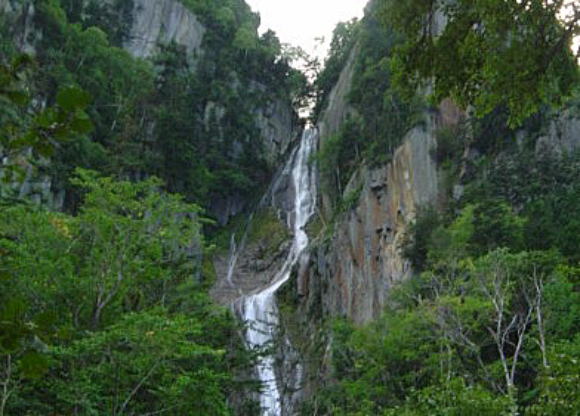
201 255 217 283
209 212 249 254
305 215 324 239
248 208 290 258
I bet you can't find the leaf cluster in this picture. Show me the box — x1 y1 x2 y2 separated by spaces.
380 0 580 127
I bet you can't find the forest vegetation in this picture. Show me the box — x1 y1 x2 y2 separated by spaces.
1 0 579 414
305 0 580 414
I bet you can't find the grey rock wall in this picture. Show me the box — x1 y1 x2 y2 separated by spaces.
204 91 297 226
124 0 205 60
317 45 359 216
0 0 38 54
535 109 580 156
318 46 358 143
286 38 443 324
255 98 296 166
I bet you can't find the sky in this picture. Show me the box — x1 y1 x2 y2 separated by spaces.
245 0 366 62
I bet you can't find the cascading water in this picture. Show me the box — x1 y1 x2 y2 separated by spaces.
226 234 238 286
235 128 318 416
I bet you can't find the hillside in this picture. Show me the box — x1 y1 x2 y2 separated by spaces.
1 0 579 415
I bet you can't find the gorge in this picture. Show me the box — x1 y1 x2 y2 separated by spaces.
1 0 579 415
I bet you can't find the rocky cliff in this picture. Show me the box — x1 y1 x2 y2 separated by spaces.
124 0 205 61
0 0 38 54
210 39 444 411
292 37 441 323
534 108 580 155
0 0 298 218
2 0 206 60
301 125 439 324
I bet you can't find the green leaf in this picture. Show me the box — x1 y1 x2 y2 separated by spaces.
0 326 23 353
1 297 27 321
35 141 55 157
34 311 57 331
56 86 91 112
36 108 57 128
11 53 34 72
0 270 11 281
4 89 29 106
19 351 49 379
70 113 93 133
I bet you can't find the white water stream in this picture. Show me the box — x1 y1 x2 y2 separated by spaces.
235 128 318 416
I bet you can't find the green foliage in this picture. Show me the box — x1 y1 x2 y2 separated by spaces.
314 6 422 214
25 0 156 201
0 172 248 413
348 8 422 165
233 24 258 52
528 337 580 415
0 0 305 217
315 115 364 199
401 206 442 271
310 6 579 412
77 0 135 44
433 124 465 166
0 54 93 188
338 185 363 214
380 0 580 127
308 308 440 415
308 245 576 414
471 200 525 255
463 149 580 262
142 0 305 207
428 204 476 266
544 266 580 341
406 198 541 273
316 136 579 415
44 310 233 415
382 378 515 416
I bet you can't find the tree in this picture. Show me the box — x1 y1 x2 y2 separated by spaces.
382 378 515 416
528 337 580 415
381 0 580 126
0 171 230 413
69 169 204 328
48 310 234 415
0 55 93 186
433 250 557 393
233 24 258 57
313 18 359 119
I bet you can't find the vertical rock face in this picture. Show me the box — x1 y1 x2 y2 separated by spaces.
254 97 296 167
535 109 580 156
317 46 358 216
205 90 298 226
124 0 205 60
1 0 298 216
291 39 442 324
3 0 206 60
302 125 439 324
318 46 359 144
0 0 38 54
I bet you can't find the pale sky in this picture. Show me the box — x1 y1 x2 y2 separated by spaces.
245 0 366 62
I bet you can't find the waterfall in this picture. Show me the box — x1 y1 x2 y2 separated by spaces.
235 128 318 416
226 234 238 286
